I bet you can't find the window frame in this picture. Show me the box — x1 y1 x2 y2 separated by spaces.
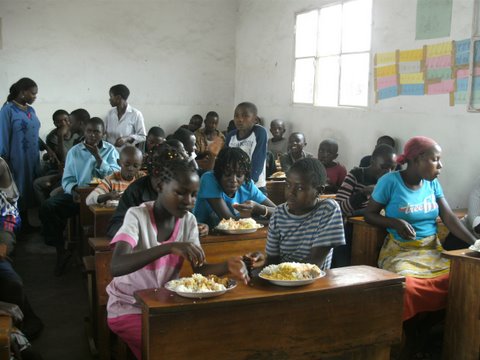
292 0 373 109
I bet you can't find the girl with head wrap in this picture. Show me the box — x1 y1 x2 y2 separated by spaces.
364 136 477 357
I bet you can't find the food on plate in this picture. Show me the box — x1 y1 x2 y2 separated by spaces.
259 262 321 281
469 239 480 251
216 218 261 230
270 171 286 178
90 177 102 184
166 274 233 293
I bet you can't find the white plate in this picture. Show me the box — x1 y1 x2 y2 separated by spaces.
258 271 326 287
215 224 264 234
164 279 237 299
468 245 480 253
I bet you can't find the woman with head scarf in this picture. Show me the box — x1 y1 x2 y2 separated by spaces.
364 136 477 358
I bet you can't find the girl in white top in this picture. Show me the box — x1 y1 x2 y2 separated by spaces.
106 144 248 359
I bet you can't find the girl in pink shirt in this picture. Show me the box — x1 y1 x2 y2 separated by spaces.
106 144 248 359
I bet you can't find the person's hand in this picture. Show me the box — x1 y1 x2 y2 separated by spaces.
108 191 122 200
243 251 265 269
57 124 69 137
233 200 263 218
392 219 416 240
227 256 249 284
168 242 205 267
361 185 375 198
114 137 126 147
207 136 224 157
84 142 100 159
197 223 209 237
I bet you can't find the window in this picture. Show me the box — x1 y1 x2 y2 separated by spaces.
293 0 372 107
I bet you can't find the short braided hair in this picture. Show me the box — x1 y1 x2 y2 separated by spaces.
213 147 251 183
147 143 195 183
287 157 327 189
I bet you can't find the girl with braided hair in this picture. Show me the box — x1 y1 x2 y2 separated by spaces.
193 147 276 228
106 144 249 359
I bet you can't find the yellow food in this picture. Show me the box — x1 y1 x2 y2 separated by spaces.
166 274 228 293
271 171 286 178
260 262 321 281
216 218 260 230
90 176 102 184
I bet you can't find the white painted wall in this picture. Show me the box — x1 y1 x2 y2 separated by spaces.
0 0 237 136
235 0 479 208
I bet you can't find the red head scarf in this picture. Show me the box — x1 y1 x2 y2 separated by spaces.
396 136 438 165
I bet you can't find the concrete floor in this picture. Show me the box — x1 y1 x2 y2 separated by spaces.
14 230 95 360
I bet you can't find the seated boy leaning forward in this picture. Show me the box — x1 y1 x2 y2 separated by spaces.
86 146 144 206
279 132 313 173
336 144 397 217
317 139 347 194
268 119 288 159
226 102 268 192
244 158 346 272
40 117 120 276
359 135 396 168
33 109 78 203
106 143 210 240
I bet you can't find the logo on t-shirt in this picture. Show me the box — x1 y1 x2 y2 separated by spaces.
399 194 438 214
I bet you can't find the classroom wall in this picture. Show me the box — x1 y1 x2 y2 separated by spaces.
0 0 237 136
234 0 479 208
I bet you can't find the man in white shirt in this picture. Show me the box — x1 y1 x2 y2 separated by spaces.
105 84 146 149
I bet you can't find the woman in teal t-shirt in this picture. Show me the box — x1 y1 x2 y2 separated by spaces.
365 136 476 358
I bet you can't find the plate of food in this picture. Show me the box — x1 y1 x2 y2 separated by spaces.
268 171 286 181
468 239 480 253
88 177 102 186
164 274 237 298
259 262 325 286
215 218 264 234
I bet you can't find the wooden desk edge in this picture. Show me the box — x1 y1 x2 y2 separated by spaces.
443 248 480 262
88 237 111 252
135 266 404 312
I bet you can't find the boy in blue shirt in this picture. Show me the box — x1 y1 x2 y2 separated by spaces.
226 102 267 192
40 117 120 275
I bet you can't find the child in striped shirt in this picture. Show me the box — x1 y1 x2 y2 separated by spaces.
86 146 144 206
246 158 345 271
336 144 397 217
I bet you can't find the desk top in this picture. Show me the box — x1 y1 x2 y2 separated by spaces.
89 237 111 252
443 248 480 263
88 226 268 252
348 208 467 225
89 205 117 214
135 265 404 312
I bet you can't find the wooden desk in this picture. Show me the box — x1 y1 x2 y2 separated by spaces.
348 208 467 267
89 205 116 238
136 265 405 360
442 249 480 360
0 315 11 360
88 237 113 360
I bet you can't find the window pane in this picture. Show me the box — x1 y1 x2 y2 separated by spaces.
339 53 370 106
318 4 342 56
293 58 315 103
342 0 372 53
315 56 340 107
295 10 318 57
